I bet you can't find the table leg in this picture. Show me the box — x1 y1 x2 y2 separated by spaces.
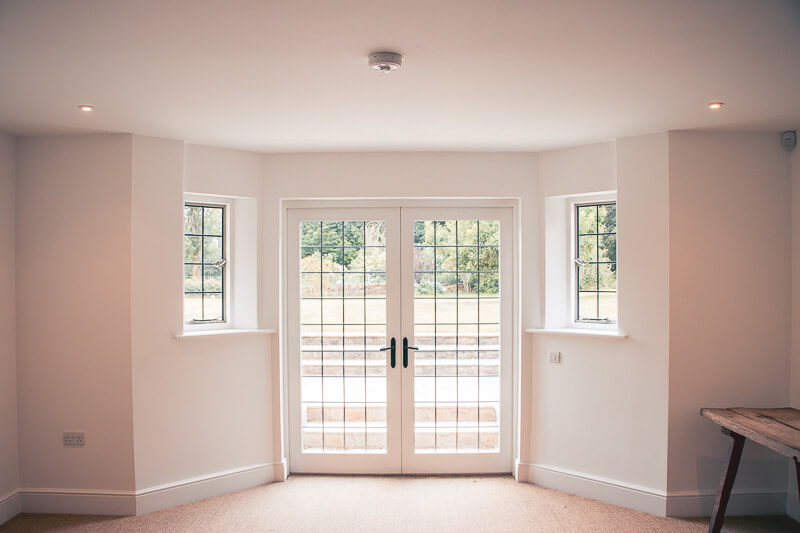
708 428 745 533
795 458 800 504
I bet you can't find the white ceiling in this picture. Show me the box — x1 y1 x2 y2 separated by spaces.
1 0 798 152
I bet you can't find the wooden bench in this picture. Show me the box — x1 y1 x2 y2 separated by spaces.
700 407 800 533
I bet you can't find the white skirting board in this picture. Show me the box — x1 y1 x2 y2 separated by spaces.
135 461 282 515
785 460 799 522
0 489 22 526
666 488 787 517
519 462 788 518
0 461 284 524
787 492 800 522
21 488 137 516
520 462 667 516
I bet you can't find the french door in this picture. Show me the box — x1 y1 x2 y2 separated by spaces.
287 205 512 474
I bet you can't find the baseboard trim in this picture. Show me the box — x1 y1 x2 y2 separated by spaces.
12 462 283 518
666 488 787 517
787 490 800 522
523 462 667 516
274 457 288 481
522 462 789 518
21 487 136 516
0 489 22 526
135 461 282 515
514 458 528 483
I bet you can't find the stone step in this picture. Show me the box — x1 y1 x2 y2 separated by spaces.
301 430 386 451
413 364 499 376
301 335 499 347
301 429 499 451
300 348 500 357
300 363 499 376
305 405 387 423
414 431 498 451
304 404 497 424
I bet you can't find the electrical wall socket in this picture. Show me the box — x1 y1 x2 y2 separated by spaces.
63 431 85 447
549 351 561 364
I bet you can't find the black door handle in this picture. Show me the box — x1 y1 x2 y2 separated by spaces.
380 337 396 368
402 337 418 369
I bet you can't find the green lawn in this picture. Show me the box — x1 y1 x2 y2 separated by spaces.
300 297 499 332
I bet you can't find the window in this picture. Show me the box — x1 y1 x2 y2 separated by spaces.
575 202 617 323
183 203 226 324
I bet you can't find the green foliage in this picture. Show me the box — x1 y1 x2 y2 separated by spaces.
183 265 222 292
414 220 499 247
204 207 223 235
184 235 221 263
301 221 322 246
414 273 439 296
204 266 222 291
185 206 202 234
578 203 616 273
203 237 222 262
184 265 201 292
301 219 500 295
578 235 596 262
300 220 386 272
412 220 500 295
579 265 598 290
598 204 616 233
598 264 616 290
599 204 616 271
184 236 201 262
578 206 597 234
413 221 426 244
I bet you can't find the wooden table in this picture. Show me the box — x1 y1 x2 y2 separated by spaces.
700 407 800 533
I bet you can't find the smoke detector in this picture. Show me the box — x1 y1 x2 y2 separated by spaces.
368 52 402 73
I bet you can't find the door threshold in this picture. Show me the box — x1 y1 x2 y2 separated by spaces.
288 472 513 478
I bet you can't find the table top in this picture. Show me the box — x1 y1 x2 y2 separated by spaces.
700 407 800 458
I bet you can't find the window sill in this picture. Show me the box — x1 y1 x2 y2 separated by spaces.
525 328 627 339
174 329 277 340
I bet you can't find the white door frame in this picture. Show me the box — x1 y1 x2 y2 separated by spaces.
280 198 521 475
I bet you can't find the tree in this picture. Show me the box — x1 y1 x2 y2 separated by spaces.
599 204 616 273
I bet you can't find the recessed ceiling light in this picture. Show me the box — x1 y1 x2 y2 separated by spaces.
78 105 94 112
707 102 724 110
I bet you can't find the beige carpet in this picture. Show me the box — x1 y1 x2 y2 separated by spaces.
1 476 798 532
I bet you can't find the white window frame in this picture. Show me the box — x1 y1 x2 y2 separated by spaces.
183 194 232 332
569 193 617 330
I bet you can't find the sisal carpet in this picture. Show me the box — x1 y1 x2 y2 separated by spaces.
1 475 798 532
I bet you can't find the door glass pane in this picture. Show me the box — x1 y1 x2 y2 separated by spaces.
413 220 501 453
300 220 388 453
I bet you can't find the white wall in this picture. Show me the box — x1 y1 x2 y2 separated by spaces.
130 140 275 514
3 134 277 519
15 135 136 500
528 138 670 515
667 131 791 516
0 133 20 524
